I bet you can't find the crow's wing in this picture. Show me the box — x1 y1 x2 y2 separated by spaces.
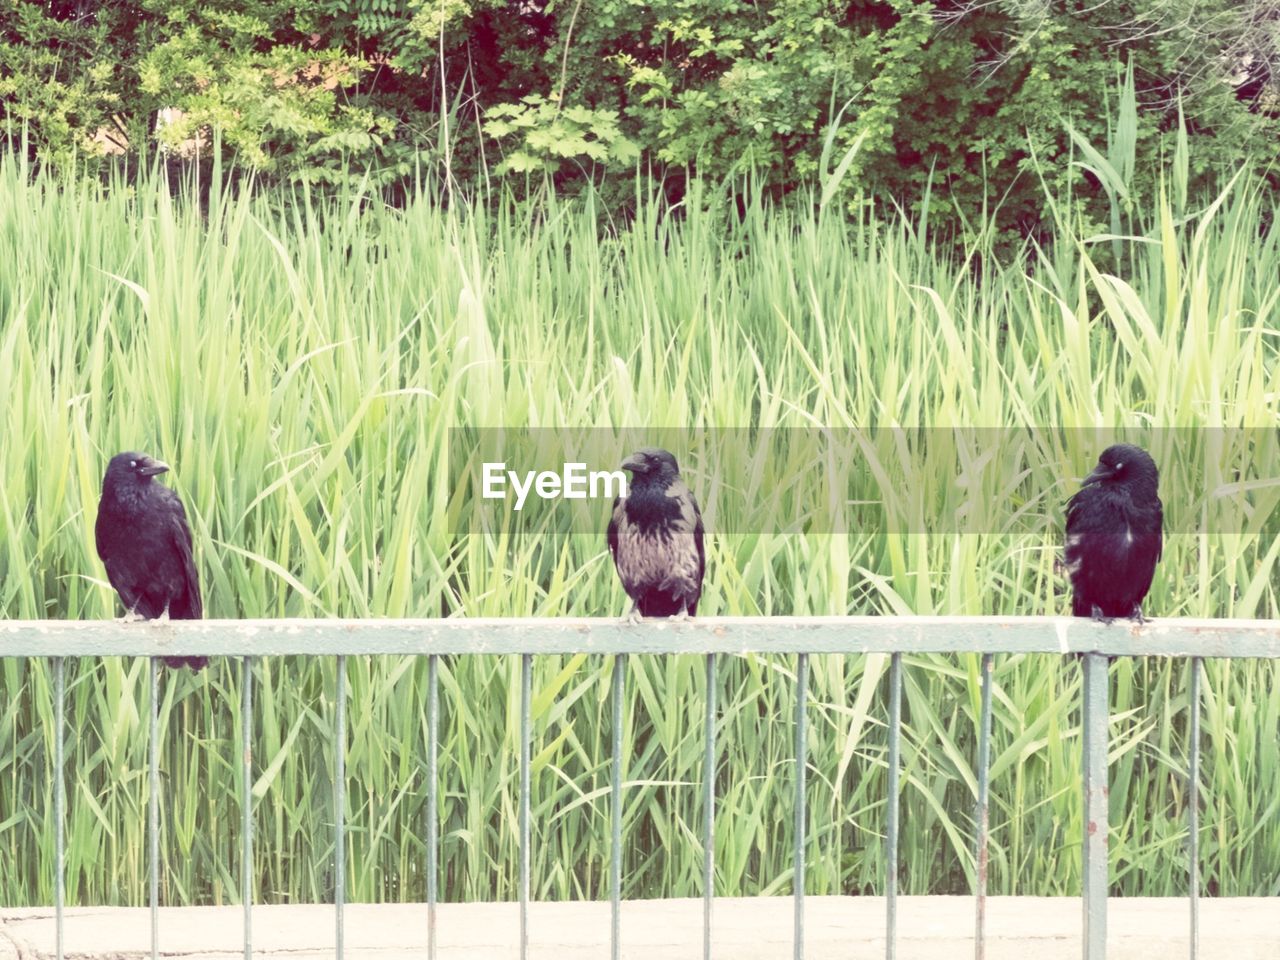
606 496 622 563
93 507 108 562
167 497 203 619
96 507 140 612
1064 487 1087 535
1063 486 1095 569
106 565 143 613
692 494 705 591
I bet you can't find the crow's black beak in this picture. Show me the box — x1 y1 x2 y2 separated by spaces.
138 458 170 477
620 453 647 474
1081 463 1112 487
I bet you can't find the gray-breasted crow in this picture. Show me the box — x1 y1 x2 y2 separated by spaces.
607 448 705 621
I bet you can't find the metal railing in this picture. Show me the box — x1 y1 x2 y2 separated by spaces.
6 615 1280 960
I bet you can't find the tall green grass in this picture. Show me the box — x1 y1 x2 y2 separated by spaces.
0 150 1276 908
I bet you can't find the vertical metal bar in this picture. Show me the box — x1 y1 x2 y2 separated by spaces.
427 655 439 960
793 653 808 960
520 653 532 960
703 653 717 960
1081 654 1109 960
975 653 994 960
1188 658 1201 960
335 656 346 959
149 658 159 960
54 658 65 960
610 654 626 960
886 653 902 960
241 657 253 960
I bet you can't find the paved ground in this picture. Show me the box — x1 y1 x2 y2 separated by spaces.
0 896 1276 959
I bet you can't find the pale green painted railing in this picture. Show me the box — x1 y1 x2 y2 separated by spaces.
7 616 1280 960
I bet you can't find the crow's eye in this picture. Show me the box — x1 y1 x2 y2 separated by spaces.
130 460 137 468
1115 462 1124 470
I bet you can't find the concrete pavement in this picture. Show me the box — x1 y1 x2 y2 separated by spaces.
1 896 1276 959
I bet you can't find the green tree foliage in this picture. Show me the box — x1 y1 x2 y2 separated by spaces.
483 94 638 176
2 0 1276 227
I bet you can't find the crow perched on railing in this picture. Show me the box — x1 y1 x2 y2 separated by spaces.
94 451 208 669
1064 444 1163 622
607 448 705 621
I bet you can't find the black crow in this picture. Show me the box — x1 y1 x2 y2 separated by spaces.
607 448 705 620
1064 443 1163 622
95 452 208 669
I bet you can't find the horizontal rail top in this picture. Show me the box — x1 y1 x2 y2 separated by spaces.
1 616 1278 657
